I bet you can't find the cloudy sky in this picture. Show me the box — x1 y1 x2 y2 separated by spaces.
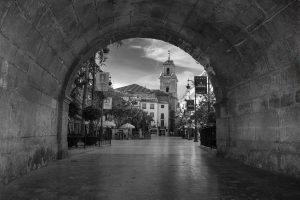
104 38 204 99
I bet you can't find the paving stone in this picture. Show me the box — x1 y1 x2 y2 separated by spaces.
1 137 300 200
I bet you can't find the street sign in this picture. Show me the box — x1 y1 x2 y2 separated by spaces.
95 72 110 91
103 97 112 109
194 76 207 94
186 100 194 111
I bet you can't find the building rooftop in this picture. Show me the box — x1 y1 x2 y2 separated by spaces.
115 84 152 94
140 98 158 102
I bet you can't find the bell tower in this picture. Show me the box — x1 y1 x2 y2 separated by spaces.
159 51 178 99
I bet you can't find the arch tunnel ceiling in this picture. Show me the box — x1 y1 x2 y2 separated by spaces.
0 0 298 101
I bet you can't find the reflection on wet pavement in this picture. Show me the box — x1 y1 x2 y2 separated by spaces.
1 136 300 200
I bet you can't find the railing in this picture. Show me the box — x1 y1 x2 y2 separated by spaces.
200 126 217 149
131 130 139 140
68 121 111 148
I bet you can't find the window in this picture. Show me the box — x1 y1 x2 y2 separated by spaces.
166 87 169 93
150 104 154 109
150 112 154 117
142 103 146 109
160 120 164 127
167 68 170 75
161 113 164 119
161 105 164 109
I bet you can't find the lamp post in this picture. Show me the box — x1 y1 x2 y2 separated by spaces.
207 76 211 115
186 79 198 142
96 47 110 146
99 76 112 146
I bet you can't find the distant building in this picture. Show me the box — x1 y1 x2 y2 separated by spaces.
159 51 178 101
115 51 179 134
140 98 169 133
115 84 170 134
159 51 178 133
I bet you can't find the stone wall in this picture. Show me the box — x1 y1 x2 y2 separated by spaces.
0 1 71 186
0 0 299 185
217 31 300 177
0 59 59 186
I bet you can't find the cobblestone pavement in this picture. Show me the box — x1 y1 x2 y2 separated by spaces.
1 136 300 200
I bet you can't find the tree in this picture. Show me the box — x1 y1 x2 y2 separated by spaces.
70 47 110 125
103 91 153 129
68 101 80 118
82 105 101 121
193 91 216 125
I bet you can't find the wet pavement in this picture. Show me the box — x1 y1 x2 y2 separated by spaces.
1 136 300 200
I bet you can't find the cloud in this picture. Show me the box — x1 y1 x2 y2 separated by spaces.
112 82 127 89
136 74 160 89
176 71 197 99
129 45 144 49
107 38 205 98
128 39 204 71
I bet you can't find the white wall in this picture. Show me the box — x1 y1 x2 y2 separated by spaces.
157 103 169 129
140 101 169 129
141 102 158 126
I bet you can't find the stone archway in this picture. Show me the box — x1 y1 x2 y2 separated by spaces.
0 0 299 184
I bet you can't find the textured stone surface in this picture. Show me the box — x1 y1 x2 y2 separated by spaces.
1 137 300 200
0 0 299 184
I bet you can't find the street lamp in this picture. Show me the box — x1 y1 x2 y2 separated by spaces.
108 76 112 86
186 79 198 142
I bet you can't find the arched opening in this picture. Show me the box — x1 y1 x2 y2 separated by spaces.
0 0 298 185
166 87 169 93
66 37 209 144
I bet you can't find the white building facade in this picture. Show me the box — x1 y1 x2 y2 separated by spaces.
140 99 169 133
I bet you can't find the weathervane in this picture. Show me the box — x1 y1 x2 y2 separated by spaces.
168 50 170 61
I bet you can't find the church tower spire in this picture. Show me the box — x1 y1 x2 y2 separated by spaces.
159 51 178 99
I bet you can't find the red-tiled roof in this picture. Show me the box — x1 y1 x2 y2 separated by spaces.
115 84 152 93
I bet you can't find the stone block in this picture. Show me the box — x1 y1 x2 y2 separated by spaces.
2 6 42 58
48 58 67 82
236 39 262 64
83 25 99 45
36 42 56 70
0 34 18 61
237 102 252 115
16 0 46 24
269 94 280 108
56 10 80 44
255 0 279 16
27 62 45 90
41 72 61 98
16 81 42 105
70 37 87 55
35 106 54 136
281 93 294 107
36 10 56 42
295 90 300 103
48 29 69 54
20 29 43 59
281 154 300 177
279 106 300 142
13 50 31 73
253 56 275 79
60 51 76 68
268 40 295 71
1 5 31 44
251 26 273 50
0 92 10 139
167 1 195 26
6 60 28 90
